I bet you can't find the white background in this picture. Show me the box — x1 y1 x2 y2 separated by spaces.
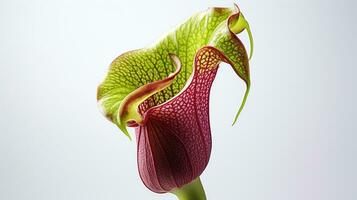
0 0 356 199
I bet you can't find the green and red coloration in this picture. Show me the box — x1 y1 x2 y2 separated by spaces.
97 4 253 199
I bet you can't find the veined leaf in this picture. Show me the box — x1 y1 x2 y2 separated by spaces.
97 4 252 138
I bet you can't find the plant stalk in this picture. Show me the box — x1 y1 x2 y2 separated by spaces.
171 177 206 200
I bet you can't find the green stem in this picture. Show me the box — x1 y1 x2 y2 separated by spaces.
171 177 206 200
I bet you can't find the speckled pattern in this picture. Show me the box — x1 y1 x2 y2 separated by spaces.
136 47 229 192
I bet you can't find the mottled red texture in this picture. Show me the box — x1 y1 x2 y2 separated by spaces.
134 47 230 193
